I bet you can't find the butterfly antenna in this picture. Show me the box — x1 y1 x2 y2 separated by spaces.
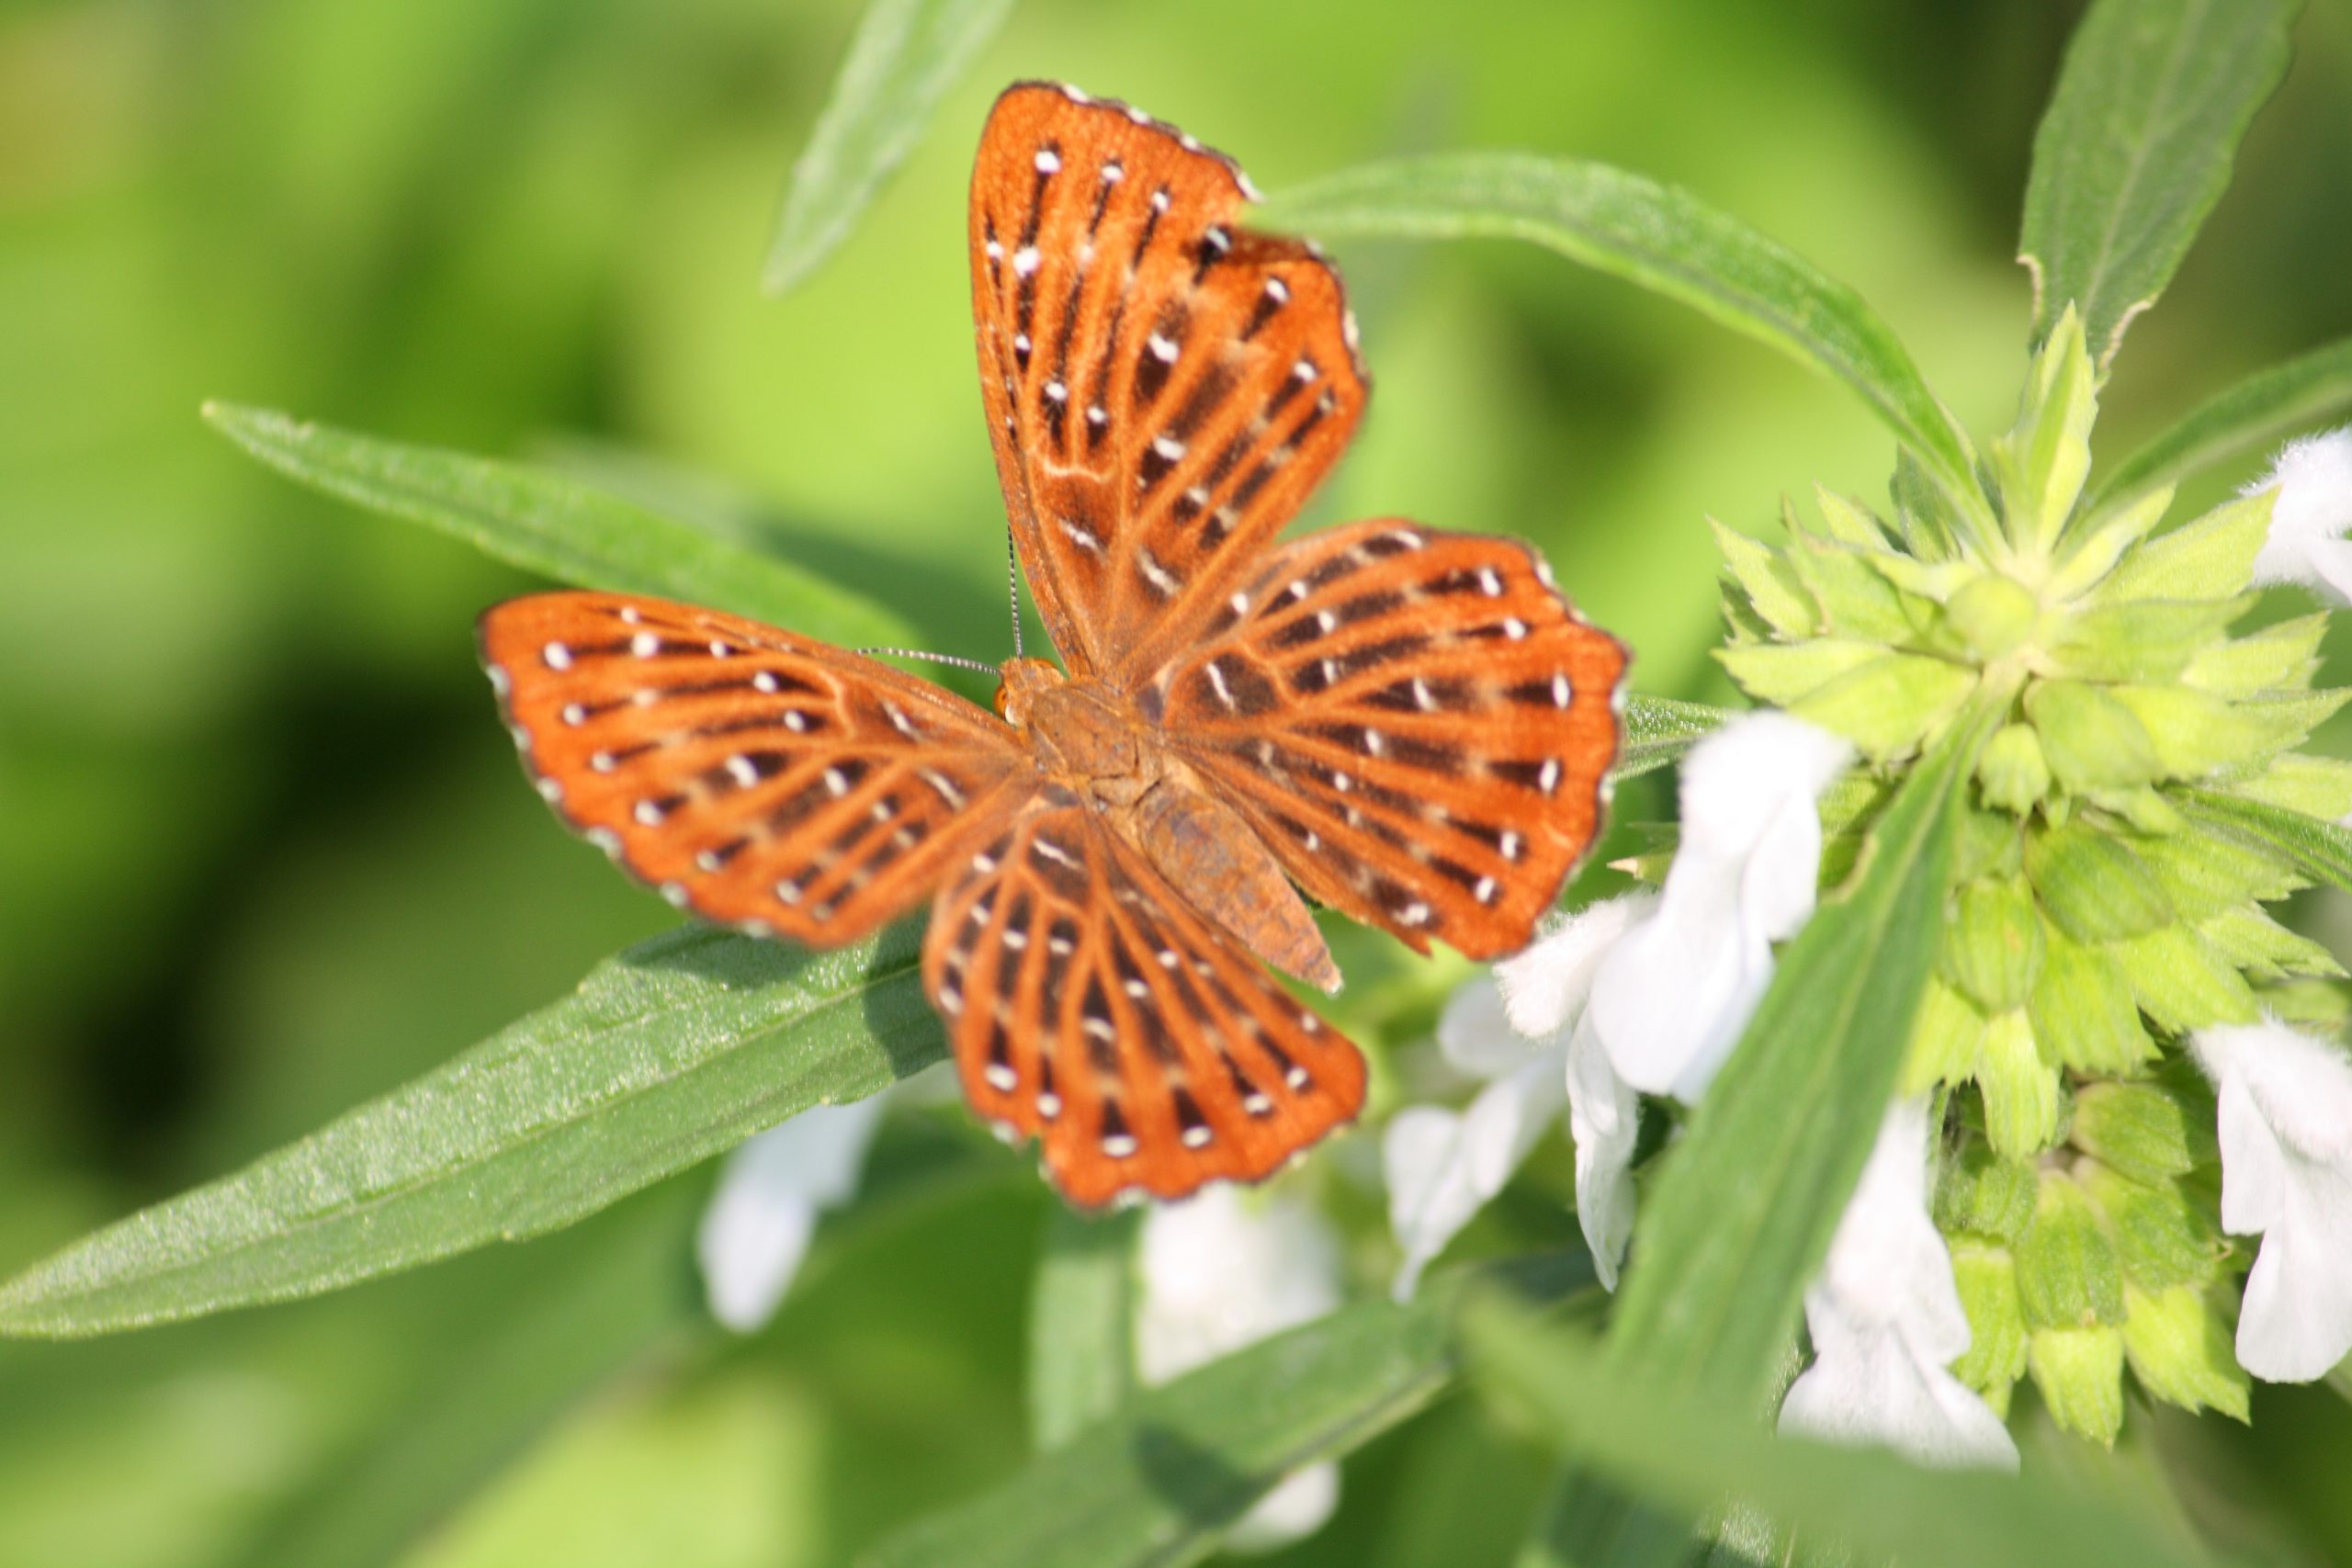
858 646 1002 676
1007 531 1024 659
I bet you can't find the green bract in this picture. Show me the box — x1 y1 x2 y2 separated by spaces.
1716 307 2351 1443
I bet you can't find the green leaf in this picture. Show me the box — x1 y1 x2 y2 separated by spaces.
1710 519 1818 638
0 922 943 1337
2024 822 2174 942
1467 1299 2217 1568
2089 490 2269 604
204 402 914 650
2017 1172 2127 1328
1610 694 1733 783
2029 1324 2127 1445
2093 335 2352 506
2113 924 2258 1033
1717 638 1883 707
2120 1282 2249 1420
2018 0 2299 365
1977 1009 2063 1159
1027 1206 1141 1450
1605 700 1997 1401
2181 787 2352 895
868 1255 1594 1568
1257 155 1989 536
2023 680 2161 793
1942 874 2045 1013
763 0 1017 294
2183 614 2328 698
2223 754 2352 819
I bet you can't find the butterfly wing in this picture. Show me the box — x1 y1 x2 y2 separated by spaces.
970 82 1367 685
481 592 1032 942
1153 520 1629 960
923 789 1365 1206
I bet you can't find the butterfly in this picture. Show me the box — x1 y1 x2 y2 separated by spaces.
479 82 1628 1207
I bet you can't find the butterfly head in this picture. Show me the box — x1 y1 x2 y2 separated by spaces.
993 656 1067 728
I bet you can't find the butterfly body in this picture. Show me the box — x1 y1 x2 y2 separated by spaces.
1005 655 1342 993
480 82 1628 1206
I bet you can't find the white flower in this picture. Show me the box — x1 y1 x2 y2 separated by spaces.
696 1096 888 1332
1779 1100 2018 1470
1586 711 1852 1101
1385 896 1651 1298
2248 426 2352 599
1385 712 1849 1299
2188 1017 2352 1382
1139 1186 1343 1552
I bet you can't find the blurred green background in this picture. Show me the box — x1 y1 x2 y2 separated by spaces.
6 1 2352 1563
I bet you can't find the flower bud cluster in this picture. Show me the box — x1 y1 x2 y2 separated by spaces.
1714 309 2352 1439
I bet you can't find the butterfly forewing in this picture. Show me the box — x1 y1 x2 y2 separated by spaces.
1156 521 1628 959
481 592 1032 942
924 793 1366 1206
970 82 1368 686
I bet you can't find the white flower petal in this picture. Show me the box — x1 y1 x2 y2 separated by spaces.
1677 711 1853 866
1493 892 1657 1042
1223 1462 1340 1554
1781 1098 2014 1469
1139 1186 1341 1382
2237 1169 2352 1382
1384 1049 1569 1300
2198 1019 2352 1164
1436 976 1531 1079
1780 1302 2018 1471
2191 1017 2352 1381
1565 1015 1639 1290
696 1096 888 1332
2211 1071 2291 1236
1586 713 1849 1101
2249 427 2352 595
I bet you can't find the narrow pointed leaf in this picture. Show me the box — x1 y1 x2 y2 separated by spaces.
870 1256 1593 1568
1470 1301 2216 1568
1258 156 1988 534
204 402 913 649
2093 336 2352 506
2018 0 2299 365
763 0 1017 294
0 921 943 1337
1611 695 1734 783
2178 789 2352 895
1028 1206 1142 1450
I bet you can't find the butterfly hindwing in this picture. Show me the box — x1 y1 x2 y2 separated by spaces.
481 592 1034 944
1155 521 1629 959
969 82 1368 686
923 792 1366 1206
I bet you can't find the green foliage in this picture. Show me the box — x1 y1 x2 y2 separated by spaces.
870 1257 1593 1568
2094 335 2352 505
11 0 2352 1560
2019 0 2300 365
763 0 1019 293
1026 1206 1142 1450
204 403 914 650
0 923 941 1337
1467 1298 2219 1568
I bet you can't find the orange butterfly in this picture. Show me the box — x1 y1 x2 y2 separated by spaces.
480 83 1627 1206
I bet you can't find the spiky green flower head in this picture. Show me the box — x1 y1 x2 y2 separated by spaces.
1713 307 2352 1442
